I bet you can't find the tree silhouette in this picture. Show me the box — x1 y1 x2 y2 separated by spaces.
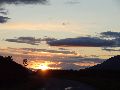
23 59 28 66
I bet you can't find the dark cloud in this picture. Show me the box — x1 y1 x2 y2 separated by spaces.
0 8 9 23
48 31 120 47
5 37 57 45
0 16 10 23
6 31 120 48
101 31 120 38
6 37 41 45
0 0 48 5
47 37 116 47
42 37 57 42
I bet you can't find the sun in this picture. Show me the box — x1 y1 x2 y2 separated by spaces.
39 64 49 70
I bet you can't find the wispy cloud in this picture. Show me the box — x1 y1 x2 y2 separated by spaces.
0 47 103 70
65 0 80 5
102 47 120 52
22 48 77 55
6 37 41 45
0 8 8 15
0 0 48 5
5 36 56 45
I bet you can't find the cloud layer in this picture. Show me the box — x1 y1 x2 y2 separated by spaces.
47 31 120 47
0 47 103 70
5 31 120 47
47 37 116 47
6 37 41 45
0 0 48 5
22 48 77 55
6 37 56 45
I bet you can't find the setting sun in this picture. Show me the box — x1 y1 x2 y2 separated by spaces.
39 64 49 70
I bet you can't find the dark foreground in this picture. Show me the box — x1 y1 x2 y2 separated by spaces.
0 55 120 90
36 69 120 90
41 78 95 90
1 69 120 90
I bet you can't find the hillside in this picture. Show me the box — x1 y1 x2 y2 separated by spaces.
88 55 120 71
0 56 31 87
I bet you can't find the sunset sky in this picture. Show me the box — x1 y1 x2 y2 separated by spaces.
0 0 120 70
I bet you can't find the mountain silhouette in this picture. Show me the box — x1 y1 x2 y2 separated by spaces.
88 55 120 71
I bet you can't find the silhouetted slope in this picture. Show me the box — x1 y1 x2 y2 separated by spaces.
88 55 120 71
0 56 30 87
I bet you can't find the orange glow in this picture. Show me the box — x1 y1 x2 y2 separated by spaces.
27 60 61 70
38 64 49 70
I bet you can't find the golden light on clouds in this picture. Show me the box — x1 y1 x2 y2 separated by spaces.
27 60 61 70
74 62 98 67
36 64 49 70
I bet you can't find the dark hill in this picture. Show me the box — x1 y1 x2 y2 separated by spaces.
88 55 120 71
0 56 30 87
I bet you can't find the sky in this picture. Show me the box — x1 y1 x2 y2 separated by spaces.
0 0 120 70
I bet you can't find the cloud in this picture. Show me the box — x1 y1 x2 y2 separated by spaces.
59 48 69 50
0 0 48 23
47 37 116 47
6 37 41 45
22 48 77 55
0 8 9 23
57 56 103 64
47 56 104 70
5 36 57 45
28 57 102 70
101 31 120 38
65 0 80 5
1 46 77 56
0 0 48 5
6 31 120 48
42 37 57 42
102 48 120 52
0 16 10 23
0 47 104 70
48 62 81 70
0 8 8 15
47 31 120 47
